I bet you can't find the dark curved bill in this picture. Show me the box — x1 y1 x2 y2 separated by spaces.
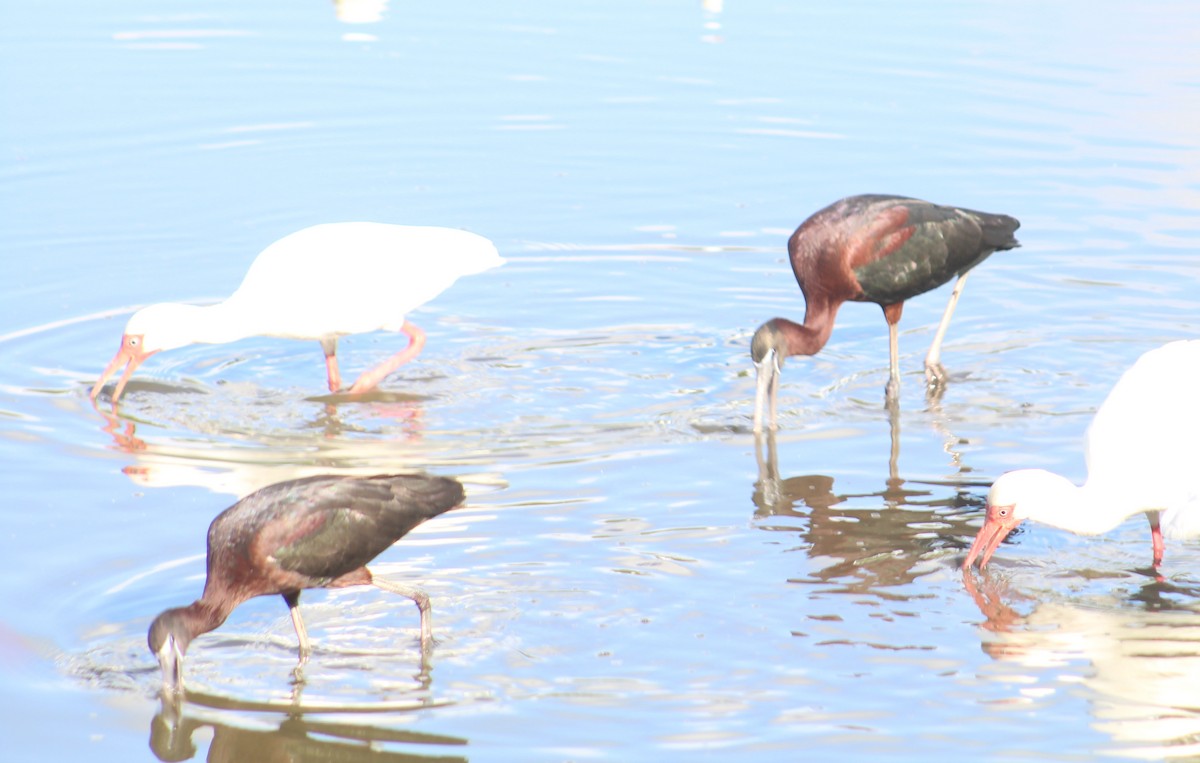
753 351 780 433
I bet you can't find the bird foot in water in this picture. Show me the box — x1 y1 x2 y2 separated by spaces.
924 362 949 405
884 376 901 403
924 361 948 389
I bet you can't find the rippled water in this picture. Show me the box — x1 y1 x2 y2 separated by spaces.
4 0 1200 760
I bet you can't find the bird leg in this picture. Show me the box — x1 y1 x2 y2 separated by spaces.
372 577 434 652
768 369 778 431
882 303 904 401
347 321 427 395
282 591 313 661
925 271 969 390
1148 511 1164 567
319 337 342 393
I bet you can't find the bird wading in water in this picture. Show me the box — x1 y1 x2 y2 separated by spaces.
90 223 504 408
751 194 1020 431
962 340 1200 571
147 473 465 693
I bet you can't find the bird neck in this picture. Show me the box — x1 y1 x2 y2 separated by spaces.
188 301 257 346
175 599 231 643
1022 477 1142 536
773 309 837 358
136 301 254 350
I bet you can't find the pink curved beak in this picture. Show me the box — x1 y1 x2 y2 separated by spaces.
90 334 155 406
962 503 1021 570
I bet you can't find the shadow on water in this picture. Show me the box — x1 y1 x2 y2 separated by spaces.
750 405 988 590
963 571 1200 759
151 693 468 762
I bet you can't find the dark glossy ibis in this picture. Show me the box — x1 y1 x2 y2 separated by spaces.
147 473 465 692
962 340 1200 570
91 223 504 408
751 194 1020 430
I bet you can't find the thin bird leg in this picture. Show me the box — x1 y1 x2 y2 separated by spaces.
925 271 970 389
1148 511 1165 567
882 303 904 401
886 322 901 400
347 321 427 394
319 337 342 393
282 591 312 660
768 367 779 430
372 577 433 652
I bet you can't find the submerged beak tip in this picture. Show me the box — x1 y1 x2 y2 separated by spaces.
157 648 185 694
752 353 782 431
962 515 1018 572
95 344 155 407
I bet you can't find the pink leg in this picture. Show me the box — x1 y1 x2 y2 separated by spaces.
320 337 342 393
1149 511 1164 567
347 321 426 394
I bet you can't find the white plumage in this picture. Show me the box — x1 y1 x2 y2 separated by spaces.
91 222 504 405
964 339 1200 568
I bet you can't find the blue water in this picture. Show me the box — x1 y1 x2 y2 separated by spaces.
3 0 1200 760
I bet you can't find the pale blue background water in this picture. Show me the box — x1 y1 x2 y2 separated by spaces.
3 1 1200 760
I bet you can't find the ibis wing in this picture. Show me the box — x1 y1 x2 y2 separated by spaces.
267 475 465 581
270 507 391 580
850 202 1004 305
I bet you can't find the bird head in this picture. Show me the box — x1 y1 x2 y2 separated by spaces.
147 608 194 694
962 469 1069 570
751 319 789 367
751 320 789 432
89 304 198 405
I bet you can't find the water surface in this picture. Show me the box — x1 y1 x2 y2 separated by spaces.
3 0 1200 760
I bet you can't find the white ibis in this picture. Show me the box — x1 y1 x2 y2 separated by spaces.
90 223 504 406
751 194 1020 431
148 473 465 693
963 340 1200 570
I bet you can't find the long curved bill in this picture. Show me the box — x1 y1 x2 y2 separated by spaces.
90 335 154 406
155 637 185 695
752 350 781 433
962 505 1021 570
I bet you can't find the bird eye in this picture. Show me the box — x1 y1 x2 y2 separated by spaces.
128 337 139 347
998 507 1009 517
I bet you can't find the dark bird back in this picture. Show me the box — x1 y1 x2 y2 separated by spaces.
209 473 464 592
789 194 1020 309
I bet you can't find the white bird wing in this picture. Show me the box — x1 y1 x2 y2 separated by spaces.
226 223 503 338
1084 340 1200 513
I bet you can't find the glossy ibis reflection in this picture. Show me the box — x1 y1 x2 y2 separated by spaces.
151 699 469 763
752 420 984 590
